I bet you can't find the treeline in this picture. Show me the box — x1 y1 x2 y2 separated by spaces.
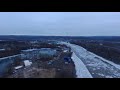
31 42 58 49
0 41 30 58
0 41 60 58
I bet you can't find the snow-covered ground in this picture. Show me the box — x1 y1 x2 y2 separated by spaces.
0 49 5 51
15 65 23 70
71 52 93 78
61 42 120 78
21 49 38 52
0 54 23 61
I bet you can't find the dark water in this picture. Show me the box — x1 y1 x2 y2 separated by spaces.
0 55 21 77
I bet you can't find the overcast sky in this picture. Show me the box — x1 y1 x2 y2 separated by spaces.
0 12 120 36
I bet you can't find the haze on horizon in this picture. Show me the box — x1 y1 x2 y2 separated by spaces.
0 12 120 36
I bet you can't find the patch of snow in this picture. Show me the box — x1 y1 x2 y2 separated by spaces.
105 76 113 78
21 49 38 52
71 52 93 78
30 41 38 43
48 61 52 65
92 68 96 71
0 54 23 61
87 62 108 70
15 66 23 70
0 49 5 51
57 69 61 71
100 43 103 46
24 60 32 67
65 62 69 64
114 72 120 77
98 73 105 77
63 50 68 52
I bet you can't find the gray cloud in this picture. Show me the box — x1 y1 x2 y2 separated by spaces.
0 12 120 36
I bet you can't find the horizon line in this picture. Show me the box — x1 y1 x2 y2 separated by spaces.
0 35 120 37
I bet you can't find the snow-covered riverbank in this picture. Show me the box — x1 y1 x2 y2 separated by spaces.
61 42 120 78
71 52 92 78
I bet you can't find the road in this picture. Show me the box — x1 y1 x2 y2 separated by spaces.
61 42 120 78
